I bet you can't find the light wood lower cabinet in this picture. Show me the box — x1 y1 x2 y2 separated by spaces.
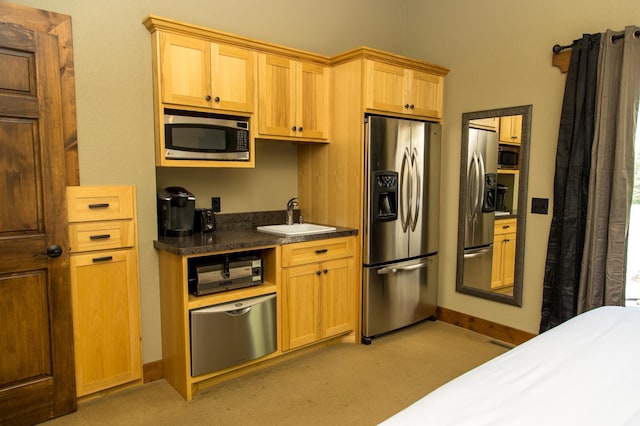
281 237 355 351
491 219 517 289
67 186 142 397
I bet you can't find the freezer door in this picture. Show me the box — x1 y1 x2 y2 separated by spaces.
408 121 440 258
362 255 438 338
462 246 493 290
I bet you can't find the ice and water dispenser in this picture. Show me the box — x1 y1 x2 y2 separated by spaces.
373 171 398 222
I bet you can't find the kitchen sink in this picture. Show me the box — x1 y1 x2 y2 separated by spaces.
256 223 337 236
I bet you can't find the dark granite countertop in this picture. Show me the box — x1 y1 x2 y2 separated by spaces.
153 210 357 256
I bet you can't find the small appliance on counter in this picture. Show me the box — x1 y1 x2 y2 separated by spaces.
194 208 215 233
157 186 196 237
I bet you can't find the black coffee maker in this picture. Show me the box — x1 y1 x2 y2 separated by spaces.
157 186 196 236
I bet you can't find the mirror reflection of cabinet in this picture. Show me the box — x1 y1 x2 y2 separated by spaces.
457 105 531 306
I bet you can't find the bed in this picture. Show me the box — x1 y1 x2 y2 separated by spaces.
381 306 640 425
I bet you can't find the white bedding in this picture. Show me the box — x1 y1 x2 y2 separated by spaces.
381 306 640 426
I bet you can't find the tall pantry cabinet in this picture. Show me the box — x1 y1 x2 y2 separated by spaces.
66 186 142 397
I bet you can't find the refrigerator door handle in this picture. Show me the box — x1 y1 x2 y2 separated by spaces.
410 147 421 231
468 152 479 220
400 148 411 232
463 247 492 259
377 259 433 275
478 150 486 212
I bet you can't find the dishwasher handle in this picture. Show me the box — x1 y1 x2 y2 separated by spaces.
192 293 276 315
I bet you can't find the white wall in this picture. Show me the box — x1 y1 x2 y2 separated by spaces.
404 0 640 333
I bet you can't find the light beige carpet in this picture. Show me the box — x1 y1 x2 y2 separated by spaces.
43 321 508 426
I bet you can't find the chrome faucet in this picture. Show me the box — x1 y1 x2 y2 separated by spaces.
286 197 298 225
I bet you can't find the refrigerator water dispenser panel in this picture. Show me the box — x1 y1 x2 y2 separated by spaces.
374 171 398 222
482 172 497 212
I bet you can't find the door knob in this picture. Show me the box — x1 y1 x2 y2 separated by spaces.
46 244 63 258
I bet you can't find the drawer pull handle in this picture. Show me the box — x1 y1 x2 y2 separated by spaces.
503 225 510 229
92 256 113 263
89 234 111 240
88 203 110 209
315 249 328 254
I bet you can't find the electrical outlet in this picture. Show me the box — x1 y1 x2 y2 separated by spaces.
211 197 221 213
531 197 549 214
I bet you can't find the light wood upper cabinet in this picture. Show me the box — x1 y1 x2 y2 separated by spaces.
160 32 254 113
258 53 329 141
365 60 443 119
499 115 522 144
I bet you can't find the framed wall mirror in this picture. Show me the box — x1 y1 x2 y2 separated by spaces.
455 105 532 306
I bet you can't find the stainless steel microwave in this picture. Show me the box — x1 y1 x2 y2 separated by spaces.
498 145 519 168
164 112 250 161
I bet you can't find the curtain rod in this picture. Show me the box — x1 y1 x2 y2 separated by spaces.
552 30 639 54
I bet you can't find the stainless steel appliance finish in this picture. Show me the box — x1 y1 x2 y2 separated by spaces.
164 112 250 161
362 115 441 341
463 128 499 289
190 293 276 377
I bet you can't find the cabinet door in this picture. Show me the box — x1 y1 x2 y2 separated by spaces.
408 70 443 119
210 43 255 112
70 250 141 397
491 235 504 288
160 33 211 108
365 60 406 114
499 115 522 144
282 263 321 351
502 232 517 285
258 54 296 137
297 62 329 139
321 257 354 338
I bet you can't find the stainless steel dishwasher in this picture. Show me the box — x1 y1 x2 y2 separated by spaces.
190 293 277 376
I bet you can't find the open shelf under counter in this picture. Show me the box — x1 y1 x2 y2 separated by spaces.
498 168 519 175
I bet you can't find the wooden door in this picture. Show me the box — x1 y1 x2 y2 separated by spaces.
70 250 141 397
408 70 443 119
160 32 211 108
297 62 329 140
211 43 255 113
0 4 78 424
321 257 353 338
258 54 296 137
282 263 321 350
365 60 405 114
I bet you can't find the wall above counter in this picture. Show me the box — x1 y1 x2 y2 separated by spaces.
143 15 448 169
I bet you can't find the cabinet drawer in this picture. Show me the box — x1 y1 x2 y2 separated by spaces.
67 186 134 222
282 236 354 267
69 220 135 253
494 219 517 236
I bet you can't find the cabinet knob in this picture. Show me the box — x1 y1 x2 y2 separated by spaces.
298 127 303 132
214 96 220 102
205 95 212 101
404 104 410 109
409 104 415 109
292 126 297 131
316 270 322 276
323 269 328 274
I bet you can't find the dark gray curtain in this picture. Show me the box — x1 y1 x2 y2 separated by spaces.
540 34 601 332
578 27 640 311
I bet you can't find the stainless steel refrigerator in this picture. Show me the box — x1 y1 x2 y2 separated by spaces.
362 115 441 343
462 128 499 290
